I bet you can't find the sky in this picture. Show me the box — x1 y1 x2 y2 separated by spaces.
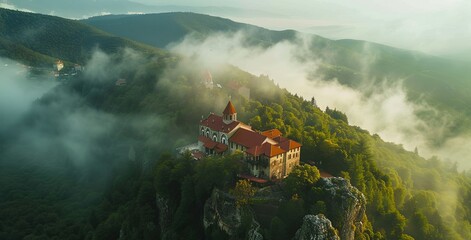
136 0 471 57
3 0 471 57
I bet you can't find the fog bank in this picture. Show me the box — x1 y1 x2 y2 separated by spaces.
170 31 471 169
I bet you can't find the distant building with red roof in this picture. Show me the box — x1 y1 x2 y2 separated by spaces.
198 101 302 180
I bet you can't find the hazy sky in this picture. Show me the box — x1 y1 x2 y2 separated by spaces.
135 0 471 56
3 0 471 56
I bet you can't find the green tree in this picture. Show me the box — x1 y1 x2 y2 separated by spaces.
285 164 321 197
269 217 288 240
231 180 256 207
277 199 305 236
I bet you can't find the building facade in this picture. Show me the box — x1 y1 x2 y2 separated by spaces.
197 101 301 180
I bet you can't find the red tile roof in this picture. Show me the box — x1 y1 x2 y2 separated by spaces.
261 129 282 139
215 143 228 153
278 139 302 151
223 101 237 114
246 142 286 157
230 128 267 148
201 114 240 133
190 150 205 160
198 135 228 153
238 174 268 184
199 102 302 158
198 135 216 148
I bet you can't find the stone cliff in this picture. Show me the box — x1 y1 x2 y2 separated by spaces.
294 214 340 240
157 177 366 239
203 189 242 236
155 194 173 240
203 188 263 239
317 177 366 240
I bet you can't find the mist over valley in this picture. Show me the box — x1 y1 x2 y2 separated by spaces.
1 5 471 240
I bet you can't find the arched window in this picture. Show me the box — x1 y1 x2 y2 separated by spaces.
206 129 210 138
201 127 205 135
221 135 227 145
213 133 217 142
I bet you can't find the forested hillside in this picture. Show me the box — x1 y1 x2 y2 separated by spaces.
1 9 471 240
0 8 163 67
84 12 471 156
83 12 297 49
83 12 471 116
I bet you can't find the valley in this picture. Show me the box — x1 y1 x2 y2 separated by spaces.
1 7 471 240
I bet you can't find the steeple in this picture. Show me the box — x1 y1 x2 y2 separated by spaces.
223 101 237 123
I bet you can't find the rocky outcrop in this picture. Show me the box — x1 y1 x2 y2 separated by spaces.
317 177 366 240
294 214 340 240
247 219 263 240
204 188 264 239
156 194 173 240
203 189 242 236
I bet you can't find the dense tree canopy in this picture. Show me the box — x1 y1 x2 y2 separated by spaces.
1 40 471 239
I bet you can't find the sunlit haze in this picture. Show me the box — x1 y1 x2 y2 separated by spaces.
4 0 470 57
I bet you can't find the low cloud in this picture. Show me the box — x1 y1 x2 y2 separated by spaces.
0 50 172 170
0 58 56 132
83 48 147 82
170 31 471 169
0 3 34 13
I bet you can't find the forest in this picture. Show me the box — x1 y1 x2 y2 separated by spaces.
1 47 470 239
1 7 471 240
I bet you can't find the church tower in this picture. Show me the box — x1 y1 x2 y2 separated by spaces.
223 101 237 123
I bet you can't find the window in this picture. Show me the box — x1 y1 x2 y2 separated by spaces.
221 135 227 145
201 127 205 135
206 129 210 137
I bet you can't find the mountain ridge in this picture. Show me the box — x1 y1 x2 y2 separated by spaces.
1 9 471 240
82 11 471 150
0 7 165 66
83 12 301 49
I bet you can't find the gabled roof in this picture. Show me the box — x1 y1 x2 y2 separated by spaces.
198 135 228 153
238 174 268 184
278 138 302 151
246 142 286 157
201 113 240 133
230 128 267 148
190 150 205 160
223 101 237 114
261 129 282 139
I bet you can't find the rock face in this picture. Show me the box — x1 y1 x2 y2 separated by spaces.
247 220 263 240
294 215 340 240
204 188 264 239
203 189 242 236
317 177 366 240
156 194 172 240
